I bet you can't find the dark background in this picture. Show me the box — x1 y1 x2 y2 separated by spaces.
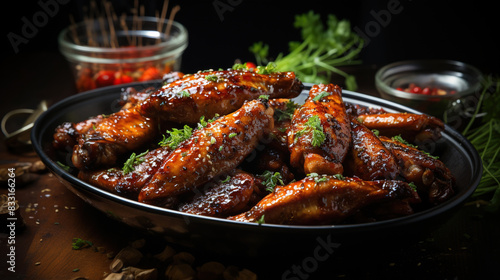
2 0 498 74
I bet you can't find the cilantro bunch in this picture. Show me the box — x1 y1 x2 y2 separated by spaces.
249 11 364 91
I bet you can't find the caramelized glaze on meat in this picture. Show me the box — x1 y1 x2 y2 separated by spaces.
229 176 419 225
178 170 261 217
380 136 455 204
288 84 351 175
344 118 399 180
77 146 172 199
138 99 274 206
139 70 303 124
357 113 444 143
72 107 157 169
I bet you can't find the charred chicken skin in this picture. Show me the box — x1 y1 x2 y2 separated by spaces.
77 146 172 200
178 170 263 218
288 84 351 175
138 99 274 206
344 117 399 180
380 136 455 204
357 112 444 144
70 69 302 169
229 176 420 225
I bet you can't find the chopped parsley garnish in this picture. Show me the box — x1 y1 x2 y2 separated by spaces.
72 238 93 250
392 134 439 159
295 115 326 147
205 75 219 82
409 182 418 192
176 90 190 98
198 114 219 129
221 175 231 183
228 132 237 138
256 215 265 225
275 100 299 121
122 150 149 174
260 170 284 192
307 173 328 183
256 62 277 74
258 94 269 100
312 91 331 101
159 125 193 149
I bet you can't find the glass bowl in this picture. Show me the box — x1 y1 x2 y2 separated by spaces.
58 16 188 92
375 60 482 118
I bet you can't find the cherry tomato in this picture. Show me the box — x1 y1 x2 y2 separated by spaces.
421 87 431 95
139 67 161 81
245 62 257 70
114 73 133 85
95 70 116 87
411 86 422 94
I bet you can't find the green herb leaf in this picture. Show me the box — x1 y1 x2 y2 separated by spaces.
72 238 93 250
122 150 149 174
159 125 193 149
296 115 326 147
260 170 285 192
312 91 331 101
249 11 364 90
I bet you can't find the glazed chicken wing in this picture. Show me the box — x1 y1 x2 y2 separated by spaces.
357 112 444 144
178 170 262 217
229 176 420 225
139 69 303 124
72 107 158 169
380 136 455 204
77 146 172 200
288 84 351 175
344 117 399 180
138 99 274 206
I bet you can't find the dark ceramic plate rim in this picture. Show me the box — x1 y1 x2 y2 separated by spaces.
31 81 482 233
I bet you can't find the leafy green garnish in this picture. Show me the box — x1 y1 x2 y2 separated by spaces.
260 170 285 192
72 238 93 250
295 115 326 147
307 173 328 183
122 150 149 174
256 215 265 225
391 135 438 159
249 11 363 90
205 75 219 82
275 100 299 122
158 125 193 149
312 91 331 101
198 114 219 129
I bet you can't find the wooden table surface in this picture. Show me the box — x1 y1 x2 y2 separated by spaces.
1 51 499 280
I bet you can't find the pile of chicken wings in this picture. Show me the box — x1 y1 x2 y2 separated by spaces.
52 68 455 225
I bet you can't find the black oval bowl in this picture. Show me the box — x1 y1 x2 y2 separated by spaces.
31 82 482 256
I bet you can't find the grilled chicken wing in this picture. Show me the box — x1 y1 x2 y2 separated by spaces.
138 99 274 206
357 113 444 143
229 176 420 225
139 69 303 124
178 170 262 217
288 84 351 175
72 107 158 169
380 136 455 204
77 146 172 200
344 118 399 180
53 115 104 152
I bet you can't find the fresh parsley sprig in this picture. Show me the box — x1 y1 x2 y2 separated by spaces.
249 11 363 91
260 170 285 192
122 150 149 174
159 125 193 149
295 115 326 147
